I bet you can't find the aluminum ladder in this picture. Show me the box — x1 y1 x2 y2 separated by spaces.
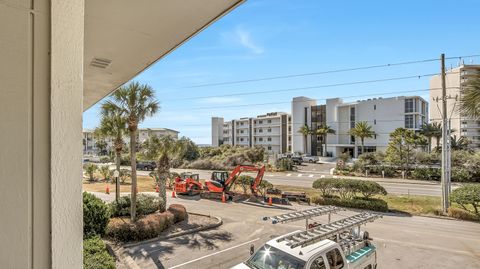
262 206 343 224
276 212 381 248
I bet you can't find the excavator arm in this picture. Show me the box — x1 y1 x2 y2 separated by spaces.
224 165 265 194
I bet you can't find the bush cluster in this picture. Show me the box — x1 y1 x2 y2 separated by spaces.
185 159 227 170
311 196 389 212
110 194 160 217
312 178 388 212
83 192 111 239
276 158 294 171
447 207 479 221
106 204 186 242
411 167 441 181
450 184 480 215
83 236 115 269
312 178 387 199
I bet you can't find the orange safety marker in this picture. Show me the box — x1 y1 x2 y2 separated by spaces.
155 184 159 193
172 190 176 198
105 185 110 195
221 192 226 203
268 196 273 206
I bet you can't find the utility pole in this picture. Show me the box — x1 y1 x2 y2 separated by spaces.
440 53 451 214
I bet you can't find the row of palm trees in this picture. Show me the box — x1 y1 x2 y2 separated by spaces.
298 122 376 157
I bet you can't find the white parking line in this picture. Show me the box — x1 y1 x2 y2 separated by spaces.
286 174 292 177
297 174 303 177
308 174 314 178
167 238 260 269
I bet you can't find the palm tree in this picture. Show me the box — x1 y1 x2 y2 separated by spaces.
96 110 127 202
141 135 183 212
102 81 159 221
419 122 441 153
460 75 480 119
349 121 376 156
298 125 311 154
450 135 470 151
315 125 336 157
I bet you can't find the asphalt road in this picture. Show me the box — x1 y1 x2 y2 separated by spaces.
99 192 480 269
108 162 455 196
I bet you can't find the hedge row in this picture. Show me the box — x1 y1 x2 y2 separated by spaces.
312 178 387 199
83 236 115 269
83 192 111 239
106 204 187 242
311 196 389 212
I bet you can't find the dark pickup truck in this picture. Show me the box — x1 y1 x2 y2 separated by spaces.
136 161 156 171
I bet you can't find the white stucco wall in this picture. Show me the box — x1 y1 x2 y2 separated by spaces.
0 0 84 268
292 97 317 154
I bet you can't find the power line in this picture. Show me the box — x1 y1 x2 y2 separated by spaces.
173 54 480 89
162 87 458 112
164 72 457 101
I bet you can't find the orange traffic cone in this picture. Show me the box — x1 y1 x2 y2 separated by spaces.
155 184 159 193
268 196 273 206
221 192 226 203
172 190 176 198
105 185 110 195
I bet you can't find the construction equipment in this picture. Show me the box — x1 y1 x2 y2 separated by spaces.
201 165 265 200
174 172 203 195
233 209 382 269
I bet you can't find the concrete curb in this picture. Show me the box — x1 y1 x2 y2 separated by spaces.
241 200 295 211
122 212 223 248
105 240 140 269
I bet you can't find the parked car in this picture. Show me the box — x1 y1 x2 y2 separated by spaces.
290 156 303 165
302 155 319 163
136 161 156 171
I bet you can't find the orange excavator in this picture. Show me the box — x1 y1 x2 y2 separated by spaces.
201 165 266 200
174 172 203 195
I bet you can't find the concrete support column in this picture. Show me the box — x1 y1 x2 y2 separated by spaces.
0 0 84 268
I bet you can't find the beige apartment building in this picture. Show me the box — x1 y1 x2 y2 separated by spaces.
83 128 179 155
212 112 292 154
430 64 480 149
0 1 244 268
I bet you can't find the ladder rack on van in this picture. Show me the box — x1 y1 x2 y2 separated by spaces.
263 206 343 224
276 212 381 249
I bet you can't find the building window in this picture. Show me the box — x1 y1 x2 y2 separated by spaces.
267 119 271 123
259 129 263 133
259 120 263 124
405 115 414 128
259 137 263 142
267 137 272 142
267 128 271 132
240 130 244 134
374 104 376 110
240 138 244 142
374 119 376 125
374 134 377 139
405 98 414 113
240 122 243 126
267 146 272 150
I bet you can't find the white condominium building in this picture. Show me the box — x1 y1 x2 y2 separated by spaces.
292 95 428 158
83 127 179 155
430 64 480 149
211 112 291 154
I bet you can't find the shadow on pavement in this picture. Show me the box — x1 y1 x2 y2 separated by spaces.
171 230 233 250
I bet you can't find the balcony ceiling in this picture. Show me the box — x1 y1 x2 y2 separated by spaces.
84 0 244 110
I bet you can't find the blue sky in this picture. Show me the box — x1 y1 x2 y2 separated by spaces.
83 0 480 144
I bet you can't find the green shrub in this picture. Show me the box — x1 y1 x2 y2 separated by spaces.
99 156 112 163
168 204 187 223
83 236 115 269
312 178 387 199
450 185 480 215
277 158 294 171
452 167 473 182
311 196 388 212
110 194 160 217
235 175 254 194
187 159 226 170
84 164 98 181
412 167 441 181
106 211 175 242
83 192 111 239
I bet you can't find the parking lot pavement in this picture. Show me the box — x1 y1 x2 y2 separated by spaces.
120 193 480 269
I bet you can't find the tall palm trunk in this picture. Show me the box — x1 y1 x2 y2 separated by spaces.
115 148 121 202
360 137 365 157
323 135 327 157
427 136 432 153
130 130 138 221
157 153 169 213
304 135 307 154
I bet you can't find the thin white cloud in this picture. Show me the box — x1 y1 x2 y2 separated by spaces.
233 26 264 54
199 96 242 105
